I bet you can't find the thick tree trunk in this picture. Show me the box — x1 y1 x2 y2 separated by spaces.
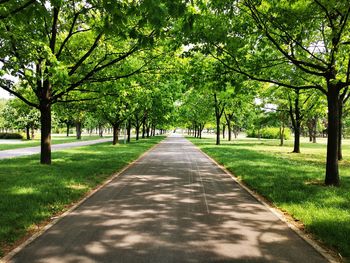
325 87 340 186
338 101 343 161
26 125 30 140
293 123 301 153
76 122 82 140
40 103 52 164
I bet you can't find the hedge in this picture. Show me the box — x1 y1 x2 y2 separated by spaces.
247 127 291 140
0 133 23 139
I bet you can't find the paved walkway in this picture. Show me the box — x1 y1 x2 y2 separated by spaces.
0 138 112 159
7 135 328 262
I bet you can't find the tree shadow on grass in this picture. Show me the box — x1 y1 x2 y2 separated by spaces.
195 142 350 258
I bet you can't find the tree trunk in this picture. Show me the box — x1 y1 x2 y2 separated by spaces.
338 100 343 161
313 117 317 143
40 103 52 164
280 123 285 146
76 122 82 140
222 124 226 139
99 124 103 137
31 126 35 139
136 125 140 140
325 87 340 186
227 120 232 141
142 118 146 139
112 124 119 145
146 125 150 138
66 122 70 137
127 120 131 143
289 91 301 153
216 117 220 145
26 125 30 140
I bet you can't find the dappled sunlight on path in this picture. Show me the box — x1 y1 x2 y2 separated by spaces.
9 136 327 263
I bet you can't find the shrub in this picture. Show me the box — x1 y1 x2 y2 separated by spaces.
247 127 291 140
0 133 23 139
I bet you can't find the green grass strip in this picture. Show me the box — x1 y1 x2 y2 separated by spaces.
0 136 164 257
189 137 350 260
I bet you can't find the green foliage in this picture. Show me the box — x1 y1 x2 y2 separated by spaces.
0 133 23 139
247 127 291 140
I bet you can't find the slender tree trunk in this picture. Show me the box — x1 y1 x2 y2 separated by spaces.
136 125 140 140
227 120 232 141
216 117 220 145
66 122 70 137
26 125 30 140
146 124 150 138
142 118 146 139
31 126 35 139
222 124 226 139
289 91 301 153
40 103 52 164
99 124 103 137
313 117 317 143
325 87 340 186
76 122 82 140
127 120 131 143
280 122 285 146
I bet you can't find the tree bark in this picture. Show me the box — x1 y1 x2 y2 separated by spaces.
76 122 82 140
222 124 226 139
142 118 146 139
66 122 70 137
127 119 131 143
227 120 232 141
26 125 30 140
325 87 340 186
279 123 285 146
40 103 52 164
338 100 343 161
289 91 301 153
112 124 119 145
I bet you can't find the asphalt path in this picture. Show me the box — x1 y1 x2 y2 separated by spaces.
0 138 112 159
7 135 329 262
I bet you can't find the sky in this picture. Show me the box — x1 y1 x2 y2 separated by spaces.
0 89 11 99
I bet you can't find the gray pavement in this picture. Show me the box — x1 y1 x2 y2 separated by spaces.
7 135 328 262
0 138 112 159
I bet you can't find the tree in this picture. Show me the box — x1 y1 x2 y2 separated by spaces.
0 0 188 164
189 0 350 186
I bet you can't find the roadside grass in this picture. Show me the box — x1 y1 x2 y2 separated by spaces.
0 136 164 257
0 135 112 151
189 136 350 260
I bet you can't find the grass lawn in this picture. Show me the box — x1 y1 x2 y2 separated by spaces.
0 135 112 151
189 136 350 261
0 136 164 257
